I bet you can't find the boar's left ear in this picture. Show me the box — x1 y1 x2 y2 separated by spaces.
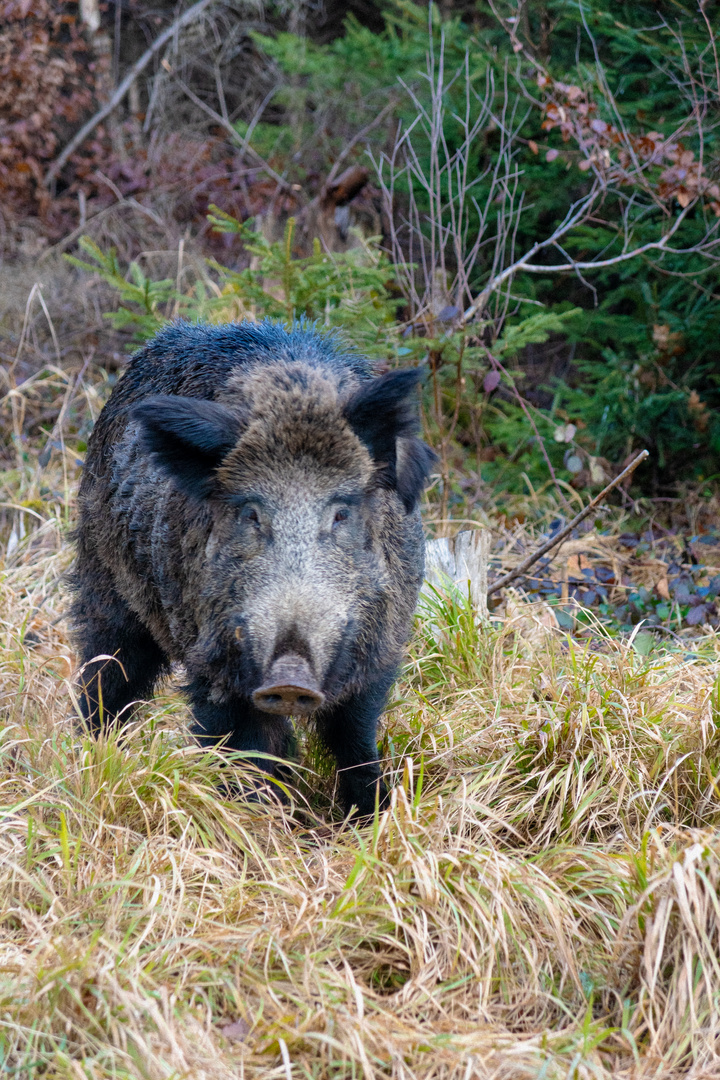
131 395 242 500
343 368 437 512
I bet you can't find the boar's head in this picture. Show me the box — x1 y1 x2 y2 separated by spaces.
131 361 434 713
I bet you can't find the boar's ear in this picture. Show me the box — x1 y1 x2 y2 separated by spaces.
131 395 241 500
396 437 438 512
343 368 437 512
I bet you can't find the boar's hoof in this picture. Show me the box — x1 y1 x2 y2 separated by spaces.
253 654 324 716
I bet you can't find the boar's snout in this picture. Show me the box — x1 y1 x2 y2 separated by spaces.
252 654 325 716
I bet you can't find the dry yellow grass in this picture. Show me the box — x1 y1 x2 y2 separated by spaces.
2 385 720 1078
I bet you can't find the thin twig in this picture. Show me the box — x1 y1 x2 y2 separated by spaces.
8 284 61 380
239 86 279 164
325 100 398 190
38 356 92 470
39 195 167 262
45 0 218 187
162 63 293 192
487 450 649 596
699 1 720 102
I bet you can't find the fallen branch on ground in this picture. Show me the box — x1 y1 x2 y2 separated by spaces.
487 449 649 597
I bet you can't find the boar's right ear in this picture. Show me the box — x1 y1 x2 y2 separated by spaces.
131 395 241 500
343 368 436 512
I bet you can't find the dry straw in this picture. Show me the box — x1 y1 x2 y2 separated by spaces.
2 399 720 1078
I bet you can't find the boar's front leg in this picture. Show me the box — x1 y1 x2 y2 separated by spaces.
317 678 393 818
187 676 295 790
74 584 170 731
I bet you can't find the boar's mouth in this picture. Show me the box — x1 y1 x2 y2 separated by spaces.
252 653 325 717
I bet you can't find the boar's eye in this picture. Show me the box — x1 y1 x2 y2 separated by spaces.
240 505 260 525
332 507 350 529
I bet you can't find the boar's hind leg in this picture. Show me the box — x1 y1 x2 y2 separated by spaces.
188 679 294 787
75 588 169 731
317 680 393 819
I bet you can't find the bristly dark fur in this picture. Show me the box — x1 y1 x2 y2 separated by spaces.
344 368 423 461
397 439 437 513
343 368 437 511
70 320 434 818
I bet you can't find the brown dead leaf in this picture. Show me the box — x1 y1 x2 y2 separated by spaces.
538 78 720 214
688 390 709 431
652 324 670 349
567 554 584 578
657 577 670 601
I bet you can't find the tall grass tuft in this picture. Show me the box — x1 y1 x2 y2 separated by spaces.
2 447 720 1078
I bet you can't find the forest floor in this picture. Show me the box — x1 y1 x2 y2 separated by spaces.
2 261 720 1078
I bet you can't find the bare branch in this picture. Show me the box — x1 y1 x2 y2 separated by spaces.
371 44 526 322
699 2 720 103
239 86 279 163
460 187 602 325
460 199 707 325
326 101 398 191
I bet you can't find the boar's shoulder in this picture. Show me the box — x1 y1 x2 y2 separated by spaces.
110 321 371 406
85 321 373 470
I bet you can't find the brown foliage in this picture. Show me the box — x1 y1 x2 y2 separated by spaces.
75 129 294 253
539 73 720 214
0 3 301 256
0 0 106 230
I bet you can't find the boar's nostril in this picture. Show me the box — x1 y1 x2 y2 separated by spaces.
253 685 324 716
252 654 325 717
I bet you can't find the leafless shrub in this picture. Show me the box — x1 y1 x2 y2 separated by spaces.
371 42 529 326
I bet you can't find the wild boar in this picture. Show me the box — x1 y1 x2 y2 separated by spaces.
70 321 435 817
